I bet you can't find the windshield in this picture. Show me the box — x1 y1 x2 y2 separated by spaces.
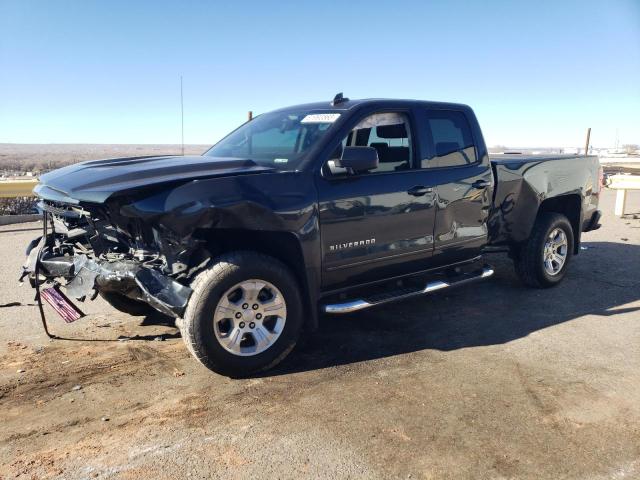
204 110 340 170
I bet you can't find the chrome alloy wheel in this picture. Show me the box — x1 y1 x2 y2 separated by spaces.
543 227 568 276
213 280 287 356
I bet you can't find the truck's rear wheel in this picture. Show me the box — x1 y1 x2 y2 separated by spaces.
514 212 574 288
180 252 303 377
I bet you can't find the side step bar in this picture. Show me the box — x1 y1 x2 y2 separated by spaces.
323 265 494 314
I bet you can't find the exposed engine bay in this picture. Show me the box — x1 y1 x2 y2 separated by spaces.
22 200 200 318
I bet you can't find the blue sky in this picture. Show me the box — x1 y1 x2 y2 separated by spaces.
1 0 639 147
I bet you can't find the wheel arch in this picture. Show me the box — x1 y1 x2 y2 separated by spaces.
195 229 318 330
537 194 582 254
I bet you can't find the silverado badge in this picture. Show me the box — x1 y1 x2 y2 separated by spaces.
329 238 376 251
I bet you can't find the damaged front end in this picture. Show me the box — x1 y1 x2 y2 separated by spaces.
22 199 195 320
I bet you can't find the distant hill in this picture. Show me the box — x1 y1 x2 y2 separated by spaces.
0 144 209 174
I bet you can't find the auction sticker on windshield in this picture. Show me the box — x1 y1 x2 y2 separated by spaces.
301 113 341 124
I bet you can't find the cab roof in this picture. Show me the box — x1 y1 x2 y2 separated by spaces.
271 98 472 113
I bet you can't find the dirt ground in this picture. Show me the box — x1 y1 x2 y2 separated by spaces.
1 189 639 479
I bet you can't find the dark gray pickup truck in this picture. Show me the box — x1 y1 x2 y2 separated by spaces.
23 95 602 376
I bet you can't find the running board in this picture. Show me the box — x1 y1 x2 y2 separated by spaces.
323 265 494 314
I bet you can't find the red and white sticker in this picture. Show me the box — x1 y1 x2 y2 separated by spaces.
41 287 84 323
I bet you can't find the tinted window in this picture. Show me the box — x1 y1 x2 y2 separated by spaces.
205 110 337 170
327 112 412 175
251 127 300 154
421 110 477 168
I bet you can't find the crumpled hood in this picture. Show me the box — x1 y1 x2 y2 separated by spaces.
34 155 274 204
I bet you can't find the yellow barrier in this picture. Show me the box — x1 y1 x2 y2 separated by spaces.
0 179 39 198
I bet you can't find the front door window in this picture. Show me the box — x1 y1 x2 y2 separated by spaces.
326 112 413 175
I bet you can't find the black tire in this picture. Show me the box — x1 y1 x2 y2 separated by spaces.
180 251 303 377
100 291 155 316
514 212 574 288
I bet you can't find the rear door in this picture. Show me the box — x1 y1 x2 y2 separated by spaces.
416 108 494 266
315 110 438 290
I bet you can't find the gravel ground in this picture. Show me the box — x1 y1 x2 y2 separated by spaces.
0 189 639 479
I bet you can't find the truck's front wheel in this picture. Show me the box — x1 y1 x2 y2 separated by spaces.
514 212 574 288
180 252 303 377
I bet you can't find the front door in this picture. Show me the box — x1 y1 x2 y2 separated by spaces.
315 111 438 290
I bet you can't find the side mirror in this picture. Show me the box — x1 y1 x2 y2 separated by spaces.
336 146 379 173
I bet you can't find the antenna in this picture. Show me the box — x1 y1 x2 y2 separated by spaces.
331 92 349 106
180 75 184 156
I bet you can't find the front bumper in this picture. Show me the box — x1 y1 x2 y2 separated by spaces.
23 233 193 319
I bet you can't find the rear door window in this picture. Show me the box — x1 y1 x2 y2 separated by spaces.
421 110 477 168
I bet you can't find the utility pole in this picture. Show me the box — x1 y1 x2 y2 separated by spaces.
584 127 591 156
180 76 185 156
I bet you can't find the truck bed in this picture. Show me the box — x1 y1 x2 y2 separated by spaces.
488 154 601 248
489 153 597 166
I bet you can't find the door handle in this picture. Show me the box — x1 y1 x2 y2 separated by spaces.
472 179 491 189
408 185 433 196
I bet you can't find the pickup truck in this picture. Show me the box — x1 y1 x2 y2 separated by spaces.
22 95 602 376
